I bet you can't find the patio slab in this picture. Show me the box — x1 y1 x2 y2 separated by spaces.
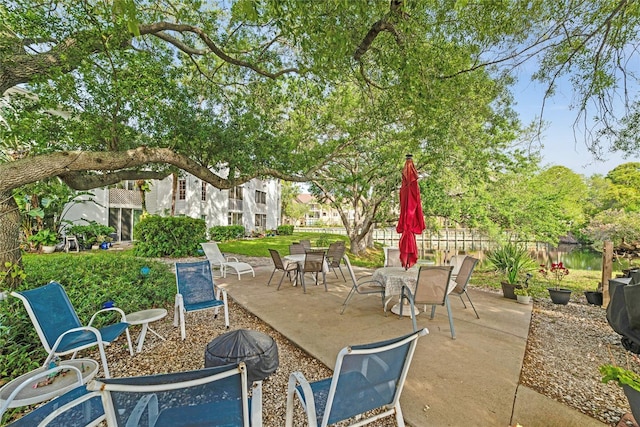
220 262 606 426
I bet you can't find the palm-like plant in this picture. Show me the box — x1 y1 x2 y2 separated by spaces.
487 243 537 285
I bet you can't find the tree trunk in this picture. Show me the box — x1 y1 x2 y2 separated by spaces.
0 192 23 290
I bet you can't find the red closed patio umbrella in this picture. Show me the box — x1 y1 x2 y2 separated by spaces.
396 154 425 269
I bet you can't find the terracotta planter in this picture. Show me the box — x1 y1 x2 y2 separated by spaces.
548 288 571 305
501 282 521 300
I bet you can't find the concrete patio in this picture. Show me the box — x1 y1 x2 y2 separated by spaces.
218 261 606 427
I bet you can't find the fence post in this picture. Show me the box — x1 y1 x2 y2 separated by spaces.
602 241 613 308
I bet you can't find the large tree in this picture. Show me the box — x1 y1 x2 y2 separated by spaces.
2 0 640 284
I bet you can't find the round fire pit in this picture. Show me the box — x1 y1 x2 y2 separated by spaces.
204 329 278 383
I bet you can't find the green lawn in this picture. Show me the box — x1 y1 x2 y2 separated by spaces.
218 232 603 292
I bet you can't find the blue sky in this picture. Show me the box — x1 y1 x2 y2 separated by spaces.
511 73 638 177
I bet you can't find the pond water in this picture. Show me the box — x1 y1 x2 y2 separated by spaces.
543 245 630 272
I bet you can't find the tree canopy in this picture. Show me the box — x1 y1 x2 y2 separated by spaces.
2 0 640 279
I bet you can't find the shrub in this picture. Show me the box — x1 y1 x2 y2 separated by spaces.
68 221 115 248
486 242 537 285
0 251 175 421
277 225 294 235
133 215 206 257
209 225 245 242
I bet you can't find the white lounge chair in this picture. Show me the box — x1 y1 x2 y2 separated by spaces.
201 242 255 280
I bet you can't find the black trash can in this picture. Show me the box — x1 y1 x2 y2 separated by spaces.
205 329 279 384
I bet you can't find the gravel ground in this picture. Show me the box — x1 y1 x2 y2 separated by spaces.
14 253 637 426
521 296 635 426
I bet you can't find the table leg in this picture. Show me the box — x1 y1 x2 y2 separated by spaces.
136 323 148 353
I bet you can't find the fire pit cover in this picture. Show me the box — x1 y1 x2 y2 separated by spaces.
204 329 278 383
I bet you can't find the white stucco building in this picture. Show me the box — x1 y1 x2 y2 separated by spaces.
63 175 282 241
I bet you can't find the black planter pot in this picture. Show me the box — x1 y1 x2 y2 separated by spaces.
548 288 571 305
623 384 640 423
584 291 603 306
501 282 521 300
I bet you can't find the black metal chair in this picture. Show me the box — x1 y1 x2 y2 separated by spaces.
268 249 298 288
326 241 347 281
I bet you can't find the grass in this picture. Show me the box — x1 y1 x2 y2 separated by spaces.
470 262 603 296
218 232 385 268
219 233 604 291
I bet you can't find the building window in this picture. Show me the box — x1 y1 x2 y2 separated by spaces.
230 186 244 200
178 179 186 200
228 212 243 225
201 181 207 201
255 190 266 205
255 214 266 230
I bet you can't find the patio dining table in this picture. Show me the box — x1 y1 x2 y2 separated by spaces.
372 266 420 316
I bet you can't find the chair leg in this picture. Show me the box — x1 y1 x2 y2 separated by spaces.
409 298 418 333
458 294 468 309
277 271 288 288
340 287 357 314
445 297 456 339
338 265 346 282
464 290 480 319
267 268 276 285
394 402 406 427
322 271 327 292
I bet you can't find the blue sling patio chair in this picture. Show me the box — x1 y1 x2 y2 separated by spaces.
87 362 261 427
285 328 428 427
174 260 229 340
11 282 132 378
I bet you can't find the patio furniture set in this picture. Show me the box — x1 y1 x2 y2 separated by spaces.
268 240 347 293
2 243 431 426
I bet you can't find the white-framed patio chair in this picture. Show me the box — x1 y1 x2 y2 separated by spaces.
285 329 428 427
340 255 385 315
399 265 456 339
87 362 261 427
5 382 104 427
174 261 229 340
201 242 255 280
11 282 132 378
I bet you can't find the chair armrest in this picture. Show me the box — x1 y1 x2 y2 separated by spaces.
286 371 318 427
225 256 240 262
88 307 127 326
49 326 103 354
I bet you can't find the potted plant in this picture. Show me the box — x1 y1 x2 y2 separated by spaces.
27 229 60 253
539 261 571 304
68 221 115 250
600 362 640 421
514 273 540 304
486 243 537 300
